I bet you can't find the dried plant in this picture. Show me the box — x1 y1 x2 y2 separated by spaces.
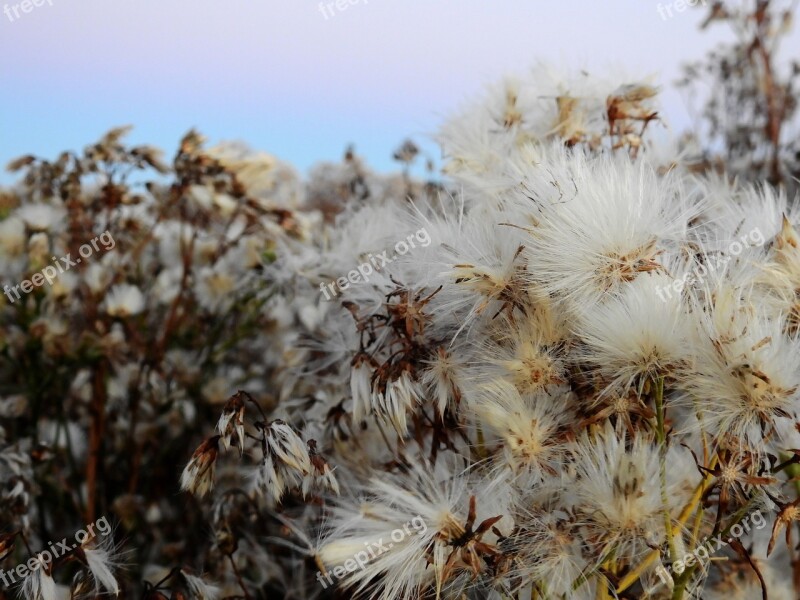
4 12 800 600
679 0 800 188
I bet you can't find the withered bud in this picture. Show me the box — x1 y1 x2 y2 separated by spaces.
180 436 220 498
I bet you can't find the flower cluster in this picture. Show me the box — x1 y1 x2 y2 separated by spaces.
0 126 309 597
0 124 440 598
176 65 800 600
3 17 800 599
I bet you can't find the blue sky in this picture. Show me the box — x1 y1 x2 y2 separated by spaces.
1 0 795 184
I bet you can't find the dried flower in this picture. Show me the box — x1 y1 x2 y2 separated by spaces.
181 436 220 498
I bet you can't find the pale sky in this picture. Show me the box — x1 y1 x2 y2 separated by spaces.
1 0 796 182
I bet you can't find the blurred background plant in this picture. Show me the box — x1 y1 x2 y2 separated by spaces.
679 0 800 187
0 125 440 597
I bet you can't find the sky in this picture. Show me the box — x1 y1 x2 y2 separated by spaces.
1 0 798 184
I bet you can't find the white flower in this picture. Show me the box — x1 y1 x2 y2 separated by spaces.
318 463 513 600
27 232 50 267
216 393 246 454
181 569 220 600
571 424 694 561
48 271 77 299
304 439 340 497
508 504 592 600
152 267 182 304
371 372 422 436
471 379 571 481
265 420 311 475
574 273 691 395
520 147 696 313
253 420 324 503
253 455 288 503
83 263 113 295
420 347 465 416
0 216 26 257
680 311 800 449
83 539 121 596
20 557 57 600
195 266 237 311
350 361 373 423
103 284 145 316
476 316 565 397
16 203 66 233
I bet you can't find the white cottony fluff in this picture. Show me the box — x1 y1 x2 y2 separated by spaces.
158 63 800 599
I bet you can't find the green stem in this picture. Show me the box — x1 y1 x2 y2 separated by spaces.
672 498 759 598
